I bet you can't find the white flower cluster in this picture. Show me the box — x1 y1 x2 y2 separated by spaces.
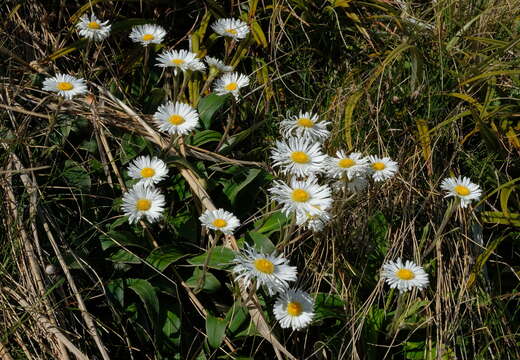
269 110 399 232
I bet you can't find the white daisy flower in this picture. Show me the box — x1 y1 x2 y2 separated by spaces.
187 59 206 72
129 24 166 46
347 175 369 193
326 151 369 179
76 13 111 41
269 177 332 218
153 101 199 135
121 183 166 224
205 56 233 73
440 176 482 208
211 18 249 40
271 137 326 177
296 207 331 232
273 289 315 331
232 244 297 295
199 208 240 235
127 156 168 187
42 74 87 100
213 72 249 100
367 156 398 182
156 49 198 75
381 258 429 292
279 111 330 142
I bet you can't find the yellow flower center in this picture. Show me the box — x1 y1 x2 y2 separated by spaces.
338 158 355 168
372 162 386 171
254 258 275 274
168 114 185 125
290 151 310 164
87 21 100 29
396 268 415 280
454 185 470 196
142 34 155 41
171 58 185 65
136 199 151 211
56 82 74 91
291 189 310 203
297 118 314 128
140 167 155 178
225 82 238 91
286 301 303 316
226 28 238 35
212 218 228 228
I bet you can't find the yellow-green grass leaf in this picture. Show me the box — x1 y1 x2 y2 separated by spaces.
467 235 507 289
343 90 363 149
196 11 212 40
250 21 268 48
427 110 472 135
415 119 431 163
481 211 520 227
248 0 259 17
70 0 104 24
500 186 515 216
459 69 520 87
445 92 484 113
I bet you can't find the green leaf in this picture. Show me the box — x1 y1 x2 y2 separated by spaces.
146 245 186 272
185 267 222 293
254 211 289 234
62 160 91 191
225 302 250 334
198 94 229 129
206 314 228 348
161 305 181 337
314 293 345 321
187 246 235 269
481 211 520 226
188 130 222 146
126 279 159 326
221 168 263 205
248 231 275 253
106 279 125 308
107 249 141 264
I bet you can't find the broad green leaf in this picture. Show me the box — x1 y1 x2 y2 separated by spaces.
146 245 186 272
62 160 91 191
254 211 289 234
106 279 124 308
222 168 263 205
126 278 159 326
188 130 222 146
226 302 249 334
187 246 235 269
206 314 228 348
107 249 141 264
198 94 229 129
248 231 275 253
186 267 221 292
314 293 345 321
161 305 181 337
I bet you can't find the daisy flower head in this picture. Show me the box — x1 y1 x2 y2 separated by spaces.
42 74 87 100
121 183 166 224
271 137 327 177
205 56 233 73
279 111 330 142
213 72 249 100
347 175 369 193
156 49 198 74
129 24 166 46
153 101 199 135
232 244 297 295
367 156 398 182
381 258 429 292
127 156 168 187
76 13 111 41
326 151 369 179
199 208 240 235
296 207 331 232
440 176 482 208
211 18 249 40
269 177 332 218
273 289 315 331
187 59 206 72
